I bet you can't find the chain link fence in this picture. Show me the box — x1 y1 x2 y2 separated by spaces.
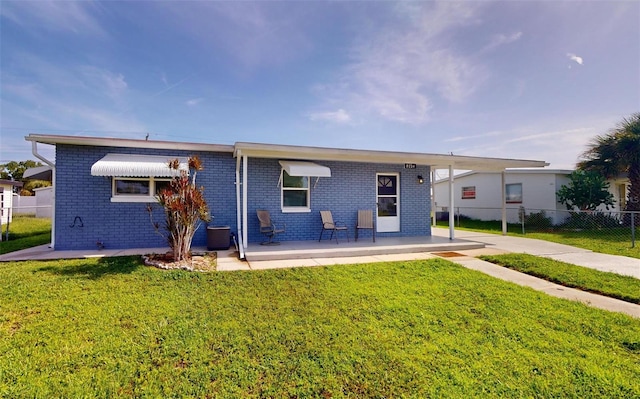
435 206 637 248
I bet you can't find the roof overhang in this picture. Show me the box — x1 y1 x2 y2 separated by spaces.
235 142 548 170
279 160 331 177
23 165 53 181
26 134 235 153
91 154 188 177
24 134 549 171
0 179 23 188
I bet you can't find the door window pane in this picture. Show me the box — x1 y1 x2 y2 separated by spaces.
378 197 397 217
377 175 397 196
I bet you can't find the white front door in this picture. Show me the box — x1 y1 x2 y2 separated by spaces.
376 173 400 232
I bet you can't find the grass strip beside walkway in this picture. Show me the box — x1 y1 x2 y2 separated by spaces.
480 253 640 304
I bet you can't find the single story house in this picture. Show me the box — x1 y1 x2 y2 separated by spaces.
25 134 547 257
0 179 24 225
433 169 630 225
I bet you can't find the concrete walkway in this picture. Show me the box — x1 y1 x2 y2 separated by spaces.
431 227 640 279
1 231 638 318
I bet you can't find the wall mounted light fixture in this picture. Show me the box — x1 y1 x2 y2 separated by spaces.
417 175 424 184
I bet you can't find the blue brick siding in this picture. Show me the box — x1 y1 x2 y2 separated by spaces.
54 144 432 250
246 158 431 243
54 145 236 250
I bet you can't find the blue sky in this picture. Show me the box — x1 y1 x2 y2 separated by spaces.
1 1 638 171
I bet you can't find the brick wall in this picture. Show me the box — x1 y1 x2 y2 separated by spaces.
54 144 432 249
55 144 236 250
246 158 431 243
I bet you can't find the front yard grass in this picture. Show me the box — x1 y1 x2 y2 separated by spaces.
0 214 51 254
480 253 640 304
1 257 639 397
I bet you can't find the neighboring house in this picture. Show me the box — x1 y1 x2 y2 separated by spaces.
25 134 547 255
433 169 630 225
0 179 23 225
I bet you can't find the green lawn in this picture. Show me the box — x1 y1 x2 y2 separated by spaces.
436 220 640 259
0 214 51 254
480 253 640 304
1 257 639 397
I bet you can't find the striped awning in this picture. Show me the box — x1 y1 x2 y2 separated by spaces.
91 154 188 177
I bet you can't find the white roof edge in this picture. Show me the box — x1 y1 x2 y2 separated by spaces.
25 134 235 153
433 168 575 184
25 134 547 170
235 142 548 169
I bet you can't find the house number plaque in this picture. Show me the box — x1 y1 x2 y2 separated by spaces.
404 163 417 169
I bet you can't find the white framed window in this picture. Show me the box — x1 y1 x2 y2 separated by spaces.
461 186 476 199
505 183 523 204
111 177 173 202
281 170 310 212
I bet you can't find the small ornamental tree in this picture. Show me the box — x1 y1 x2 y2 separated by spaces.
148 156 210 262
557 170 615 211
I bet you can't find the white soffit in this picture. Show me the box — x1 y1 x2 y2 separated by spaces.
91 154 188 177
279 160 331 177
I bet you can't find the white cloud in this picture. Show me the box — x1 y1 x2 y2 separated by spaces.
79 66 128 101
1 53 146 135
312 2 486 125
186 98 204 107
482 32 523 52
155 2 315 71
567 53 584 65
308 109 351 123
0 0 106 37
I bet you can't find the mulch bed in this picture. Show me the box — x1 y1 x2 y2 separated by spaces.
142 251 217 272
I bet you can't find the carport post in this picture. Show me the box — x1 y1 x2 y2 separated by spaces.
501 170 507 235
449 165 455 240
431 169 436 227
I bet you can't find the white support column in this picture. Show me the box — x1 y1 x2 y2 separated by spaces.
501 170 507 235
242 155 248 248
234 152 245 259
431 169 436 227
448 165 455 240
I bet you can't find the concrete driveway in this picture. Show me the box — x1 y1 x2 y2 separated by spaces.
432 227 640 279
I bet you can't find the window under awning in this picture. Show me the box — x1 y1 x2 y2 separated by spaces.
278 160 331 177
91 154 188 177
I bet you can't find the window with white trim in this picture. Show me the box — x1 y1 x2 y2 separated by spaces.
111 177 173 202
461 186 476 199
281 170 310 212
505 183 523 204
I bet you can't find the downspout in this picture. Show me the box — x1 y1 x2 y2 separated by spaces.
31 141 56 249
235 151 245 259
242 155 248 249
448 165 455 240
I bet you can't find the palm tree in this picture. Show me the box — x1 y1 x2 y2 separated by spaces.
578 113 640 220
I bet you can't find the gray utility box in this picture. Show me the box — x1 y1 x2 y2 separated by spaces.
207 226 231 250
